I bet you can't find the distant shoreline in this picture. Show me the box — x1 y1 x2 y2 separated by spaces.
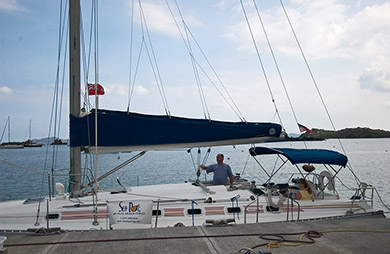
295 127 390 139
5 127 390 144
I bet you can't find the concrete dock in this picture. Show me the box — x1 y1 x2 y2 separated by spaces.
2 213 390 254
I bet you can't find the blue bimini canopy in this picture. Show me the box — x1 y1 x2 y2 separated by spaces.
70 109 282 152
249 147 348 167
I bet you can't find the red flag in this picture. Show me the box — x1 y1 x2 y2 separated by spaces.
298 123 313 134
88 83 105 95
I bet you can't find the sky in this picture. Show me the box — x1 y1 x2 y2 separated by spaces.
0 0 390 141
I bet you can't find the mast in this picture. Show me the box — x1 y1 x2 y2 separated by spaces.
7 116 10 143
69 0 82 196
29 119 31 140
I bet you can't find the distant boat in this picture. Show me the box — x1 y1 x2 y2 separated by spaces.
0 116 24 149
23 139 43 147
22 120 43 147
50 138 68 145
0 143 24 149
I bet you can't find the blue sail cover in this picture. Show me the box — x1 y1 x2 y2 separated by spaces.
70 110 282 151
249 147 348 167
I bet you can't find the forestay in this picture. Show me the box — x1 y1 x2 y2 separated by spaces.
70 109 282 153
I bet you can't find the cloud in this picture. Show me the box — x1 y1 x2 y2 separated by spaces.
0 86 13 95
0 0 29 13
225 0 348 58
103 83 127 96
224 1 390 60
359 71 390 93
386 101 390 109
135 85 149 96
214 1 226 10
342 3 390 59
130 2 202 38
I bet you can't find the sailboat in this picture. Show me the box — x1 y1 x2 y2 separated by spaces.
0 116 24 149
22 120 43 147
0 1 383 232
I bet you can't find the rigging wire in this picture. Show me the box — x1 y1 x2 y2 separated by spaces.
93 0 100 191
187 149 199 175
48 0 69 194
181 23 246 122
0 118 7 143
80 0 94 110
201 147 211 166
240 153 251 178
127 0 135 112
239 0 285 130
80 2 92 186
127 1 170 115
55 20 69 174
279 0 361 185
169 0 210 120
199 147 211 180
50 0 69 175
128 38 145 111
78 0 99 190
81 0 97 183
166 0 247 122
190 57 249 120
35 0 69 226
138 0 171 116
252 0 306 147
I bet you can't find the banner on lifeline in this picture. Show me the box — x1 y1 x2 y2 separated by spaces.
107 200 153 225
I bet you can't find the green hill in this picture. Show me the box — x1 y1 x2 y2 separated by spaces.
300 127 390 139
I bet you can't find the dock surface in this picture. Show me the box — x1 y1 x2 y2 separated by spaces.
2 215 390 254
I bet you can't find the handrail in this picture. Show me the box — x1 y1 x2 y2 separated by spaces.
349 183 375 214
244 199 257 224
286 197 300 221
294 199 301 220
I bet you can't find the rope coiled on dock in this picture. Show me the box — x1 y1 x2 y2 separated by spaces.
239 229 390 253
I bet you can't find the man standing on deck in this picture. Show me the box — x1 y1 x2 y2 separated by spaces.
200 154 234 186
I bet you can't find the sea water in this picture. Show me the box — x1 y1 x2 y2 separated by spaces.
0 139 389 212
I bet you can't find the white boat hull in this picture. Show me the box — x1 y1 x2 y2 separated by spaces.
0 182 375 231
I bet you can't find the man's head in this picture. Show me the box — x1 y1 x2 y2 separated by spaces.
216 154 224 164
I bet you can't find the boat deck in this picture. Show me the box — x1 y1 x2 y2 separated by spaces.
1 211 388 254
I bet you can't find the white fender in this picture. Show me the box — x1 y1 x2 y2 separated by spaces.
55 183 65 196
318 171 335 191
